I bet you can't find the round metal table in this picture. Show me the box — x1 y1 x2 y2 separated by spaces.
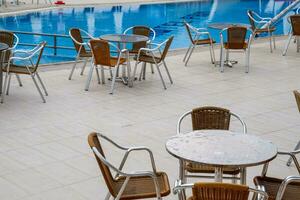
166 130 277 183
0 42 9 96
208 23 250 30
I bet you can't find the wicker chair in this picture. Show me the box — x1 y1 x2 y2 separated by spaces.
247 10 276 53
173 181 268 200
183 21 216 66
68 28 95 80
85 39 129 94
124 25 156 79
220 26 253 73
88 132 171 200
0 31 22 91
283 15 300 56
254 149 300 200
1 42 47 103
133 36 173 89
177 106 247 184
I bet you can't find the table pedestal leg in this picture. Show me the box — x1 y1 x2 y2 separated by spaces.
215 167 223 182
179 160 186 200
240 167 247 185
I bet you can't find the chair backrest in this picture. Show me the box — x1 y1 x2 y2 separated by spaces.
290 15 300 36
69 28 88 56
294 90 300 113
191 106 231 130
0 31 17 63
191 183 249 200
160 36 174 62
226 26 247 49
184 22 194 43
89 39 112 67
31 41 46 72
125 26 153 53
88 133 117 197
247 10 257 31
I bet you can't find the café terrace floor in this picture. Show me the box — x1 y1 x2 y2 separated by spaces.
0 37 300 200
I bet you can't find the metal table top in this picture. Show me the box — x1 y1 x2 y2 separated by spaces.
0 42 9 51
100 34 149 43
166 130 277 168
208 23 250 30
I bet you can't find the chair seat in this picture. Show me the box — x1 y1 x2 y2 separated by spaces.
134 54 161 64
255 27 276 33
186 162 240 175
193 38 216 45
109 57 127 67
2 64 35 75
79 51 92 57
254 176 300 200
224 42 248 50
115 172 170 200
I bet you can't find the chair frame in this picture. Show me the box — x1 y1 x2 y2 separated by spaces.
68 28 95 80
85 40 130 94
133 37 173 90
283 14 300 56
90 132 165 200
1 42 47 103
219 26 253 73
173 180 268 200
247 10 276 53
256 149 300 200
183 22 216 66
176 108 247 184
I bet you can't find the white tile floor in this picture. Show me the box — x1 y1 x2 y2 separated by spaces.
0 37 300 199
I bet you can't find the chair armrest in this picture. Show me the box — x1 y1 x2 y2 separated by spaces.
173 180 193 194
177 110 192 135
275 176 300 200
230 112 247 134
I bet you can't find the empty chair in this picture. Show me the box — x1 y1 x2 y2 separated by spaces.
88 132 171 200
254 149 300 200
219 26 253 73
177 106 247 183
133 36 173 90
283 15 300 56
68 28 94 80
86 39 129 94
173 181 268 200
1 42 47 103
247 10 276 53
183 21 216 66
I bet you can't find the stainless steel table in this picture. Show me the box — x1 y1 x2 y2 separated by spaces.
166 130 277 184
0 42 9 96
100 34 149 87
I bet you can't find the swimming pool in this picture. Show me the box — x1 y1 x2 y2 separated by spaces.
0 0 296 64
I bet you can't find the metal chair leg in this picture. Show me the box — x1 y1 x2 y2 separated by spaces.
185 45 195 66
220 47 224 73
273 34 276 49
95 67 101 84
36 72 48 96
139 62 145 81
30 74 46 103
16 74 22 87
69 57 79 80
101 66 105 84
211 43 216 65
142 63 146 80
85 64 94 91
150 64 154 74
6 74 11 95
283 34 293 56
110 66 118 94
183 44 192 62
162 60 173 84
155 64 167 89
80 58 88 76
246 49 250 73
269 31 273 53
287 140 300 166
1 72 9 103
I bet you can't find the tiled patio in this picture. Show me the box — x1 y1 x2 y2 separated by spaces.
0 37 300 199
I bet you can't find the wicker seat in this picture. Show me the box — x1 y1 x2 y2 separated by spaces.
88 132 171 200
247 10 276 53
253 149 300 200
1 42 48 103
133 36 173 89
183 22 216 66
283 15 300 56
177 106 247 183
220 26 253 73
85 39 128 94
68 28 94 80
173 182 268 200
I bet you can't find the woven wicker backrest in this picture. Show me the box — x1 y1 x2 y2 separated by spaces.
294 90 300 113
70 28 87 55
191 183 249 200
0 31 14 63
132 26 151 52
160 36 174 61
90 39 112 66
32 41 46 73
184 22 194 43
291 15 300 36
226 26 247 49
88 133 117 197
191 106 231 130
247 10 256 31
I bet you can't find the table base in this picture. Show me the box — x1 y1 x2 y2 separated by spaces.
215 60 238 67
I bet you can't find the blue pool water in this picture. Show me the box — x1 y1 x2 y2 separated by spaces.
0 0 296 64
